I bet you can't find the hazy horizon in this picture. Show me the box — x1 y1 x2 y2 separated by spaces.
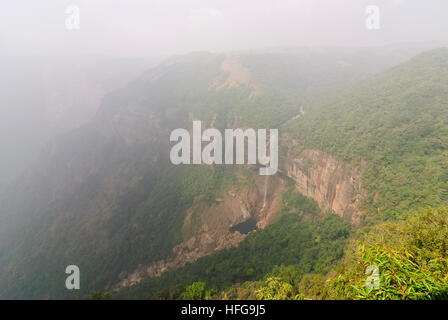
2 0 448 59
2 0 448 189
2 1 448 302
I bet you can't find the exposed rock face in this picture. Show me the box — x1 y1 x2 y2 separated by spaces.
210 55 262 98
112 172 285 290
111 147 365 291
112 149 365 290
280 149 364 225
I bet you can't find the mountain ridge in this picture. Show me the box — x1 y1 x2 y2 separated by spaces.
1 45 447 298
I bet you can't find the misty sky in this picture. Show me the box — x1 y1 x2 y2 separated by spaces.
1 0 448 58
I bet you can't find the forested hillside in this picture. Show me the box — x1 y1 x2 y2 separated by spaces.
284 48 448 223
116 212 351 300
1 46 448 300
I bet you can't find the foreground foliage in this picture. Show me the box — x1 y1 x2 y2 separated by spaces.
329 207 448 299
255 276 304 300
116 212 351 299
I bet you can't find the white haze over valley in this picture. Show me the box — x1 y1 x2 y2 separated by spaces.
1 0 448 189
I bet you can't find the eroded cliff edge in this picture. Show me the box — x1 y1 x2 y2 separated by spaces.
280 149 365 226
112 148 365 290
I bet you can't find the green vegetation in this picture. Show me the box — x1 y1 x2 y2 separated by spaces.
280 183 321 215
81 291 112 300
213 206 448 300
2 47 448 300
116 212 351 299
329 207 448 300
284 48 448 223
181 281 207 300
254 276 304 300
0 164 234 299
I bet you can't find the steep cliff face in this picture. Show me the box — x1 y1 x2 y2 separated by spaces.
280 149 364 225
112 171 285 290
112 147 365 290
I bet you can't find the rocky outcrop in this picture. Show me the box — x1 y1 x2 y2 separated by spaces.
280 149 364 225
112 172 285 290
112 148 365 290
111 144 366 291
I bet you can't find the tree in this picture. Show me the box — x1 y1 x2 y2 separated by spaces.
182 281 206 300
255 277 304 300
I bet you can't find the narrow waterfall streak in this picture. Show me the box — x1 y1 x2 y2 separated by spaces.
260 174 269 213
